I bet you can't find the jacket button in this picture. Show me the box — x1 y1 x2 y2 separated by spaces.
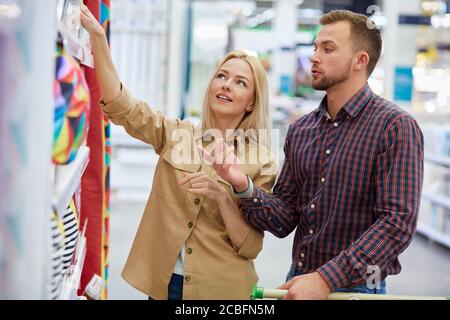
186 248 193 254
188 221 193 228
194 198 200 205
185 275 191 282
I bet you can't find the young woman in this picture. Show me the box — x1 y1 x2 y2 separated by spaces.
81 4 277 300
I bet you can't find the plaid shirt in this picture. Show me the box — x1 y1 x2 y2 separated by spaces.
240 84 424 289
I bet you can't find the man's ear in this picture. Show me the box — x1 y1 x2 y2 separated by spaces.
355 51 369 71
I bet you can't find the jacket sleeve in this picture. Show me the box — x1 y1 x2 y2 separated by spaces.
100 84 185 154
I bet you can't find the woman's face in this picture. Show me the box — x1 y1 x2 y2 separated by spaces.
208 58 255 121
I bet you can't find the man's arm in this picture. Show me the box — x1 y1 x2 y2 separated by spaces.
235 125 300 238
317 115 424 289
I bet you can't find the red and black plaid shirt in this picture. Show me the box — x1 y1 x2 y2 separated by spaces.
241 84 424 289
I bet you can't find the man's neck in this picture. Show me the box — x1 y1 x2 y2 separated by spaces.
325 79 367 120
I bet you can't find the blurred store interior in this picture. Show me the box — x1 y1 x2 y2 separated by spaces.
0 0 449 299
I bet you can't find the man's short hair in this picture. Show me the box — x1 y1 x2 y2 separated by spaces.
320 10 382 77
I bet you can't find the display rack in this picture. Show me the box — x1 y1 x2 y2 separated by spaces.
58 219 88 300
52 145 90 219
417 222 450 249
49 0 94 299
424 154 450 169
418 156 450 249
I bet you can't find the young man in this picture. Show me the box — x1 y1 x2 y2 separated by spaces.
212 10 424 299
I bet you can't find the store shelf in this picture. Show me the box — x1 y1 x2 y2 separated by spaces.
424 154 450 168
52 146 90 218
115 148 158 166
422 192 450 211
59 220 87 300
419 192 450 248
416 222 450 249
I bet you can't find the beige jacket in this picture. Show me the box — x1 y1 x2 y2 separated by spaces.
101 86 277 299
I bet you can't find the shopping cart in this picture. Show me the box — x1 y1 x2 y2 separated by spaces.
251 286 450 300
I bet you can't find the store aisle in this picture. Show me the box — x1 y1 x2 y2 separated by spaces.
109 200 147 300
109 198 450 299
387 234 450 296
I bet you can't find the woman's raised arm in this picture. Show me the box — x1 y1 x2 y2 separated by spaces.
80 3 121 103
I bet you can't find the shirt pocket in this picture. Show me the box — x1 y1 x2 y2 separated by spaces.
151 149 201 205
201 197 226 227
160 143 202 173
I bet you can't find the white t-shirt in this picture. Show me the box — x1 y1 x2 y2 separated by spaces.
172 245 185 275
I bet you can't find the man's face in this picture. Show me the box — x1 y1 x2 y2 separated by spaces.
310 21 355 91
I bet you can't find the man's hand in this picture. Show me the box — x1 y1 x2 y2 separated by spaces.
278 272 331 300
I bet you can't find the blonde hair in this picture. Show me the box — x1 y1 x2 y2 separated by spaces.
201 50 271 146
320 10 382 76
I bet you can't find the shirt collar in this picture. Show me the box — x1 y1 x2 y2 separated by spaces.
316 83 373 120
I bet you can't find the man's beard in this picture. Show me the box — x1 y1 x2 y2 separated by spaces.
312 60 352 91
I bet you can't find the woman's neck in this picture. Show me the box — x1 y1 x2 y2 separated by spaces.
214 116 243 140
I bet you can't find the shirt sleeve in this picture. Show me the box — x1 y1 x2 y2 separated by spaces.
239 124 301 238
233 158 277 260
233 176 254 198
317 115 424 289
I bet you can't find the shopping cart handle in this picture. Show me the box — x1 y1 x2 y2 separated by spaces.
251 286 450 300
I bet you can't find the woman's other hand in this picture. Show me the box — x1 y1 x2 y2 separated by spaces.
178 172 229 205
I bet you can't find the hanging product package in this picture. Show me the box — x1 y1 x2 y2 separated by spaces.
53 48 91 164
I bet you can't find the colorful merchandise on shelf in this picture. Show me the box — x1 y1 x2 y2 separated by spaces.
53 48 91 164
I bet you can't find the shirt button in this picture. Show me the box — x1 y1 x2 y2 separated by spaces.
321 177 325 183
297 262 303 267
334 122 339 127
194 198 200 205
185 275 191 282
310 204 315 209
253 198 258 203
300 253 305 258
188 221 193 228
186 248 193 254
326 149 331 155
309 229 314 235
